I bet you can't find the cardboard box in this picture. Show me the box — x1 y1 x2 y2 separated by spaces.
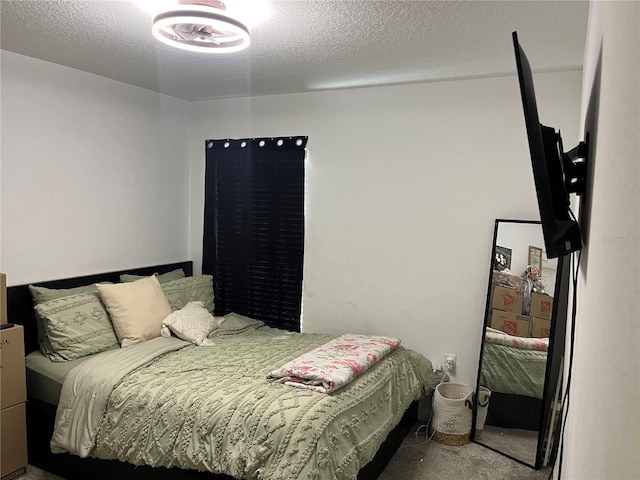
531 317 552 338
1 402 27 480
490 286 524 314
530 292 553 320
490 309 531 337
0 325 26 410
0 273 6 325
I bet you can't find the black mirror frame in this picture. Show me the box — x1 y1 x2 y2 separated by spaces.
472 219 569 469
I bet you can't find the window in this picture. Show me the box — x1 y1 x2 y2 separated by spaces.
202 137 307 331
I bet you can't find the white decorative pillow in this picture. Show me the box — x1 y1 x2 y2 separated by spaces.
96 276 172 347
161 301 222 346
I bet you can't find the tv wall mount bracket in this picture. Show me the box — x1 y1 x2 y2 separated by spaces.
558 130 589 196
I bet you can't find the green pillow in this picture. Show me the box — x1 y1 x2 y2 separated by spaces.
209 313 265 337
29 283 111 356
120 268 185 284
34 292 120 362
29 283 101 304
161 275 214 313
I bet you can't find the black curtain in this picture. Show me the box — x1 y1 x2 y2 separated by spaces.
202 137 307 332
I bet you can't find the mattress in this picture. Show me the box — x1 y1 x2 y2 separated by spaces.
25 348 117 406
23 312 259 406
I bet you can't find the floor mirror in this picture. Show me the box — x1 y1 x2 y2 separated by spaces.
472 219 569 469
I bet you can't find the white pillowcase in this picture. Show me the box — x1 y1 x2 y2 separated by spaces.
161 301 223 346
96 276 172 348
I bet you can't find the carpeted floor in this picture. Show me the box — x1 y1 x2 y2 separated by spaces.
476 425 540 467
21 467 64 480
22 422 551 480
379 423 552 480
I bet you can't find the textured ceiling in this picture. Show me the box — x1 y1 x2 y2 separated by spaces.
0 0 589 101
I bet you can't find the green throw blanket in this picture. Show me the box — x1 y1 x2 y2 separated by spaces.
480 342 548 399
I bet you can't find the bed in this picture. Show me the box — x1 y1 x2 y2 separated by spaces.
479 328 548 431
7 261 440 480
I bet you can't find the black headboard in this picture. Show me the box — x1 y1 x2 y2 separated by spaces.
6 261 193 354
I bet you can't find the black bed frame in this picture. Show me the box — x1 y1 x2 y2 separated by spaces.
484 392 542 431
7 261 417 480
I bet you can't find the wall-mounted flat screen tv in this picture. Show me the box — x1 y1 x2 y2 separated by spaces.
512 31 588 259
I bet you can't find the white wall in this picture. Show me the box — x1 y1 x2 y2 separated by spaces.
188 71 582 386
0 48 584 390
495 221 547 279
562 1 640 478
0 52 192 285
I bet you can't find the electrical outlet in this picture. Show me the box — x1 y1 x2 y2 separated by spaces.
444 354 457 373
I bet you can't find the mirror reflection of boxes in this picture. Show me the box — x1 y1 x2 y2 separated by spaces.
489 310 530 337
530 293 553 319
531 318 552 338
490 285 523 313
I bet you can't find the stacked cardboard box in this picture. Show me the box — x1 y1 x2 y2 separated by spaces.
531 318 552 338
530 292 553 319
1 274 28 480
488 277 554 338
0 273 6 325
489 284 530 336
529 292 553 338
489 309 531 337
490 285 524 313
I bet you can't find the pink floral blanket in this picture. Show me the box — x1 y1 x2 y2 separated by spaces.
485 327 548 352
266 334 401 394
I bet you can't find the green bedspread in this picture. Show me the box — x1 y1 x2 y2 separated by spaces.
51 315 439 480
479 342 547 399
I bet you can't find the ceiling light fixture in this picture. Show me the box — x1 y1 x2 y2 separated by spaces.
152 0 250 54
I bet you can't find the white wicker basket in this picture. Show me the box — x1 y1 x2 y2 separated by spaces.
474 386 492 439
431 383 474 445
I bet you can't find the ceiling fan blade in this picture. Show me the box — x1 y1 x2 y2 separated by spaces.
195 25 214 39
173 23 199 41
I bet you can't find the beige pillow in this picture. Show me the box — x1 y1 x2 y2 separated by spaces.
96 276 172 347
